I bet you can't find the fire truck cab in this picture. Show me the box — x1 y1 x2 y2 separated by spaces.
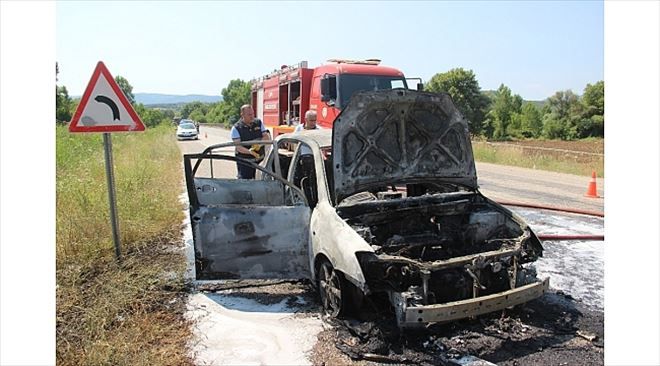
251 59 419 136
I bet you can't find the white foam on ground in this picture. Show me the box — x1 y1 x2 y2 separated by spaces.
180 190 324 365
179 191 196 281
455 355 498 366
513 208 604 310
186 293 323 365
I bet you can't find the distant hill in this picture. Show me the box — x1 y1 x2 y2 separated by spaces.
134 93 222 105
145 102 188 110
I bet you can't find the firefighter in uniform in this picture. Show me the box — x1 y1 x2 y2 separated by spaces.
230 104 270 179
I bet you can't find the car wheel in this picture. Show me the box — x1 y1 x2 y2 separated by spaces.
318 260 349 317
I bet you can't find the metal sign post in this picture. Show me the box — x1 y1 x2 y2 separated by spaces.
69 62 146 263
103 133 122 261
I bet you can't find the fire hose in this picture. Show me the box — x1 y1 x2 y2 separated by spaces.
496 200 604 218
497 200 604 242
537 234 604 241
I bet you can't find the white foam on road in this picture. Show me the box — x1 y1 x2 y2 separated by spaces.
512 208 604 310
178 191 196 281
186 293 323 365
180 191 324 365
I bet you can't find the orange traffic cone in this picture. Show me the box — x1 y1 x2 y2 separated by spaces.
585 171 599 198
204 132 208 139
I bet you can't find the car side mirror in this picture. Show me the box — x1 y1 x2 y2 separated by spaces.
406 77 424 91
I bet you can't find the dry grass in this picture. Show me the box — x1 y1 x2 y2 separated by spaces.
472 139 604 177
56 125 193 366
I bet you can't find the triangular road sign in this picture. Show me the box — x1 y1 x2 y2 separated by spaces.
69 61 145 132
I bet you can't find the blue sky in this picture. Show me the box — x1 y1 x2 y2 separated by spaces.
57 1 603 100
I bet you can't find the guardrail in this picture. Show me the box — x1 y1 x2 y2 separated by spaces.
473 141 604 157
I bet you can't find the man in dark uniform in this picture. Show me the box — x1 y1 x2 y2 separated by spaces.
230 104 270 179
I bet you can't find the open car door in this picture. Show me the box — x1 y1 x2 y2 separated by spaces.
184 141 311 280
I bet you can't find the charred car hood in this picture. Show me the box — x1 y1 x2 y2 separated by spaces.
332 89 477 203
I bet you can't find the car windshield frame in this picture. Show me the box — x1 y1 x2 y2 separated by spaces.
179 123 196 129
337 74 408 109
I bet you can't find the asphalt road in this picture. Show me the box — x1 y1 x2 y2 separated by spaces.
176 125 236 179
175 124 229 156
180 124 605 213
477 163 604 213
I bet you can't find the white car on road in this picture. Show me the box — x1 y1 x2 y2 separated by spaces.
177 122 199 140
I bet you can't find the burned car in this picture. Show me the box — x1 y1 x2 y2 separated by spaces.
184 89 549 327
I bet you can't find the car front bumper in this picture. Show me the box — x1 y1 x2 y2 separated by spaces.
392 277 550 327
177 134 198 140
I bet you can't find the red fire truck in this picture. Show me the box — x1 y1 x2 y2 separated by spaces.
251 59 421 136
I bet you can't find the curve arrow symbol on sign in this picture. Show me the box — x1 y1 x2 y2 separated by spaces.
94 95 120 120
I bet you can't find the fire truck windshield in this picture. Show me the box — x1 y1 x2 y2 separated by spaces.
338 74 408 109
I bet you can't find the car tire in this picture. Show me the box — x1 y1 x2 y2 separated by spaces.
317 260 361 317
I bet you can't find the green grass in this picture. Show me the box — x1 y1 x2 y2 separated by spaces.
56 124 193 366
472 141 604 177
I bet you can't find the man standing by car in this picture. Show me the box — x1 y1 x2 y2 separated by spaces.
294 110 320 204
295 110 318 134
230 104 270 179
294 110 319 157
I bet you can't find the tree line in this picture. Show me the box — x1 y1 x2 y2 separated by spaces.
56 63 603 140
425 68 604 140
174 79 251 126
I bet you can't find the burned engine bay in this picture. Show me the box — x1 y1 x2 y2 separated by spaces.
338 188 544 317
